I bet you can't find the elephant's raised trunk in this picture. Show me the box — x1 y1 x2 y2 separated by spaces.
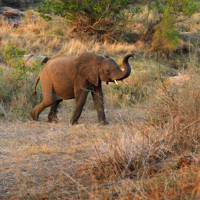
115 53 134 81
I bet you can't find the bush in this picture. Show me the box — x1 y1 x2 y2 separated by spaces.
147 69 200 151
0 69 42 119
0 45 43 119
110 79 153 106
1 44 27 68
149 0 199 53
78 68 200 183
36 0 139 33
156 0 199 16
152 7 181 53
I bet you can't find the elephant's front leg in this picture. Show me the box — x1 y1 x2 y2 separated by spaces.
70 90 89 125
92 84 108 125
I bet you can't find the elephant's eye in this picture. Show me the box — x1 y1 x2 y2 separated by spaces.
105 69 110 73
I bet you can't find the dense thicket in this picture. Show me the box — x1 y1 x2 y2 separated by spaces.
36 0 140 30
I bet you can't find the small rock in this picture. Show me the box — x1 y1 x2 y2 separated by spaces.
0 6 24 17
0 6 13 12
3 9 23 17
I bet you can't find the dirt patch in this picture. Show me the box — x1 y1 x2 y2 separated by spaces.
0 107 139 199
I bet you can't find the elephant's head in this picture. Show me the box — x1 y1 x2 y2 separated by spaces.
75 51 134 86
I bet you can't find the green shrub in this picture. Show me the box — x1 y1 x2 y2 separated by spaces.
150 0 199 54
36 0 140 32
154 0 199 16
0 67 43 119
109 73 157 107
152 7 181 53
165 0 199 16
0 45 43 120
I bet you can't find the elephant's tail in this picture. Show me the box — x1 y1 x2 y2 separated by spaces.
33 76 40 95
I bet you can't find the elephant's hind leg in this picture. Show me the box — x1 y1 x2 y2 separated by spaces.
30 100 54 121
48 100 62 122
30 88 57 121
30 107 39 120
30 78 58 121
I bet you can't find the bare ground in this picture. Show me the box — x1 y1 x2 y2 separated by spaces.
0 104 143 199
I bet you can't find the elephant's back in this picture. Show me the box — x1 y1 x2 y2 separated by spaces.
46 55 76 68
40 55 76 74
48 54 76 62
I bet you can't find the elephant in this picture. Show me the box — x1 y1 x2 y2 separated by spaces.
30 51 134 124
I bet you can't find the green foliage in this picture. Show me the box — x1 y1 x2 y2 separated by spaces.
154 0 199 16
151 0 199 53
1 44 42 82
111 85 136 106
1 44 26 65
166 0 199 16
36 0 139 30
109 59 175 107
152 7 181 53
111 78 156 106
0 45 43 119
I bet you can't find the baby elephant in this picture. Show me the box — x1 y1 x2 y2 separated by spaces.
30 51 134 124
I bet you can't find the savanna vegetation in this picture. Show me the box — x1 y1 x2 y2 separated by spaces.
0 0 200 199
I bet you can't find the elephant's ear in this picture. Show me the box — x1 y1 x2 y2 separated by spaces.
75 52 100 86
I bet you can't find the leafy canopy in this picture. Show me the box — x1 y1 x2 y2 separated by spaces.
37 0 134 28
154 0 199 16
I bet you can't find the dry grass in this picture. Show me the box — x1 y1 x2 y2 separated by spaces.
177 13 200 33
1 102 199 199
0 108 139 199
75 68 200 199
0 5 200 199
0 12 137 58
1 68 198 199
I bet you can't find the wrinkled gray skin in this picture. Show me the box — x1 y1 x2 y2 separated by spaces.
30 52 134 124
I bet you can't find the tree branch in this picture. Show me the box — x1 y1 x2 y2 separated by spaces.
92 1 111 27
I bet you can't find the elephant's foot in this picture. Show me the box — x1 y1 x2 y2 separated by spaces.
30 110 38 121
48 116 58 123
48 112 58 123
99 120 109 125
70 119 79 125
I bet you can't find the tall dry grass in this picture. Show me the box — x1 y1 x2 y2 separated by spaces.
74 65 200 199
0 12 137 57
